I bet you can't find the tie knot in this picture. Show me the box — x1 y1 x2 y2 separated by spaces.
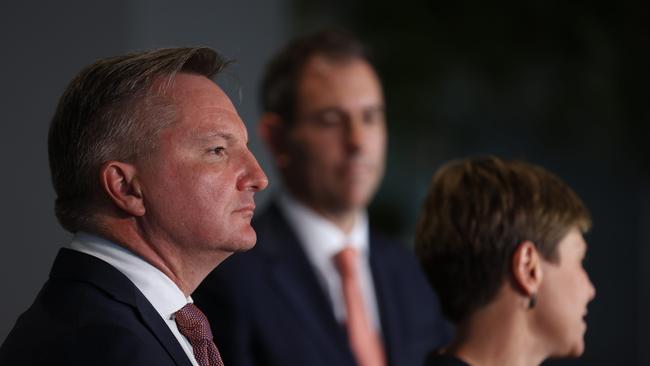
175 303 214 343
334 247 358 277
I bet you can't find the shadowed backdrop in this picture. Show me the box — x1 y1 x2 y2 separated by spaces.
1 1 648 365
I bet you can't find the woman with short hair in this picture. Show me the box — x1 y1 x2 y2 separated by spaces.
416 156 596 366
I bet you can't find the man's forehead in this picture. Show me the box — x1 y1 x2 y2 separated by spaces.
305 53 369 70
295 56 384 110
303 55 377 77
300 55 381 87
157 73 248 142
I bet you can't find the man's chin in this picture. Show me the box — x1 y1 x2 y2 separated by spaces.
338 194 373 212
234 229 257 252
214 229 257 255
235 241 257 252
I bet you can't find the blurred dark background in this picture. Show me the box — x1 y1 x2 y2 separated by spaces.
1 1 648 365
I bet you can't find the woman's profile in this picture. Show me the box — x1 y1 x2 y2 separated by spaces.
416 156 596 366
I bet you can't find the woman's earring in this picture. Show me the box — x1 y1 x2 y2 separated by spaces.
528 293 537 309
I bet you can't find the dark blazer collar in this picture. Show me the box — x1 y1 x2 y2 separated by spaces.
368 234 402 366
50 248 193 366
254 203 357 365
258 202 410 365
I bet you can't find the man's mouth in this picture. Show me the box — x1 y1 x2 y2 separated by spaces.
233 205 256 217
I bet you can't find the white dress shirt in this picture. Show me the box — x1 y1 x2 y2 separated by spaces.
278 193 382 332
69 232 200 366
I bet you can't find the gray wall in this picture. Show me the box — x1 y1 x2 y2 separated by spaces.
0 0 287 342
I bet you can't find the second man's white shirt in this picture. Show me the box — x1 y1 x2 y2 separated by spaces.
278 193 382 333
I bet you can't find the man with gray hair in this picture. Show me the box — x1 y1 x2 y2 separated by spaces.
0 47 268 366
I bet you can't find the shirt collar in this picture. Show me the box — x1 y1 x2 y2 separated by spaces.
69 232 191 320
277 192 369 266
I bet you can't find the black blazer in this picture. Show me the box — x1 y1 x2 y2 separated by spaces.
425 352 471 366
0 249 194 366
194 202 451 366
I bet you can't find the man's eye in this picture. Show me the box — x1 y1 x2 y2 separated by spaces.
363 108 385 125
312 110 345 127
211 147 226 156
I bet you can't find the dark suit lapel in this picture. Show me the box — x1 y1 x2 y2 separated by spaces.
369 236 401 366
133 294 194 366
257 204 354 364
51 249 193 366
270 263 346 353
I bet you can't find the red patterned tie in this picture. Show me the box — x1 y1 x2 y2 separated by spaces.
175 303 225 366
334 247 387 366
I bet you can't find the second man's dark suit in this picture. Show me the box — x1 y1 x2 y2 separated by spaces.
0 249 194 366
194 202 451 366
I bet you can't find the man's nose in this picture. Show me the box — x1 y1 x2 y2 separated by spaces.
238 150 269 192
345 119 364 153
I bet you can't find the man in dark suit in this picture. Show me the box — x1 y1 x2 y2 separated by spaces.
0 47 268 365
194 30 450 366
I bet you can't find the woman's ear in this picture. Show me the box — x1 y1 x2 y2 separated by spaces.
512 241 543 298
99 161 146 217
258 112 290 168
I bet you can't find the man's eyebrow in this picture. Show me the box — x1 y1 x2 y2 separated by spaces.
307 106 342 114
195 132 237 143
364 105 385 112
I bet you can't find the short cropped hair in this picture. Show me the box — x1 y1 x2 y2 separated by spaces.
49 47 227 233
415 156 591 323
261 28 371 124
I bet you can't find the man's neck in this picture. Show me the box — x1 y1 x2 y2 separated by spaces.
312 208 359 234
285 194 363 234
93 218 230 297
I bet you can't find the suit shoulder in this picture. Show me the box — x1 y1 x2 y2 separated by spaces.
44 275 140 325
69 324 175 365
1 282 172 366
369 232 421 265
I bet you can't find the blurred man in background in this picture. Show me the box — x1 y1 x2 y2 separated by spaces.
195 29 450 366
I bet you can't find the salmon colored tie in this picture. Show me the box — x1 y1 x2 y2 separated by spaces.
175 303 225 366
334 247 387 366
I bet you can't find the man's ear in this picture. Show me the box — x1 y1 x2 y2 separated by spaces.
99 161 145 217
258 112 291 168
512 240 543 298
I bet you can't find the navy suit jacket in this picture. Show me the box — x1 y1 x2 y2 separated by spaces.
194 202 451 366
0 248 194 366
